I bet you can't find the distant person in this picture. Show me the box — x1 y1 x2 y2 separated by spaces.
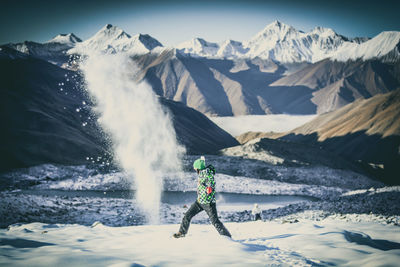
173 156 231 238
252 203 262 221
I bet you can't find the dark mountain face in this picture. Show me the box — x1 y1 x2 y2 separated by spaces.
234 89 400 184
0 47 105 171
158 98 239 154
0 47 238 172
133 52 400 116
271 59 400 113
135 51 314 116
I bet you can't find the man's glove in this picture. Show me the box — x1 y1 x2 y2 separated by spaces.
206 186 213 194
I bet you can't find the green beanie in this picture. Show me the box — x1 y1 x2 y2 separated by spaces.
193 158 205 170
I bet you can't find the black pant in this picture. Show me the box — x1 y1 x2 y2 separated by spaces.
179 201 231 237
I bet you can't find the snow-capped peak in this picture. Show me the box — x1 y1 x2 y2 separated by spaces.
311 26 336 37
68 24 163 55
91 24 131 42
134 33 163 50
46 33 82 44
174 20 399 63
248 20 300 44
176 38 219 57
217 39 248 58
332 31 400 62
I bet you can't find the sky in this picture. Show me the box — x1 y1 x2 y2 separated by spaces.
0 0 399 46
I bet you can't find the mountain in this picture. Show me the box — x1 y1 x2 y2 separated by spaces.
243 21 351 63
47 33 82 45
176 38 220 58
176 21 400 64
0 46 105 171
6 33 81 66
237 90 400 184
159 97 239 153
175 21 375 63
217 39 249 58
68 24 163 55
134 49 400 116
3 22 400 117
135 22 399 116
6 21 400 65
0 46 238 172
284 88 400 146
270 59 400 113
332 31 400 63
285 89 400 184
134 50 295 116
5 24 164 67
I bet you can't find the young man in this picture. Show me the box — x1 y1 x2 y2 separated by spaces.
173 156 231 238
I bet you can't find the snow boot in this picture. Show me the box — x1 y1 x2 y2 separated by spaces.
173 232 185 238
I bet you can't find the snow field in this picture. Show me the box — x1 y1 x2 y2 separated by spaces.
1 218 399 267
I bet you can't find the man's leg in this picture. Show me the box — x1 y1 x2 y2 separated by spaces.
178 201 203 235
202 203 231 237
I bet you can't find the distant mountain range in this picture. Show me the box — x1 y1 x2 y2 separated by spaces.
6 21 400 64
176 22 399 63
4 21 400 116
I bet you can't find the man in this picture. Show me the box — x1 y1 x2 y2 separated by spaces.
173 156 231 238
252 203 262 221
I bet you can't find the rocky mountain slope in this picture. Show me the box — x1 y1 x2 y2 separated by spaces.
271 59 400 113
0 46 238 172
135 50 400 115
236 89 400 184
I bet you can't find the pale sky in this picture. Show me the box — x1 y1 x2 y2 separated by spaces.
1 0 399 46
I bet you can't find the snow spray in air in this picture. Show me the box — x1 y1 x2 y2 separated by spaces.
80 53 184 223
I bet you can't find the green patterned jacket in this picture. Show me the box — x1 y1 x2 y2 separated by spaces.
197 165 216 204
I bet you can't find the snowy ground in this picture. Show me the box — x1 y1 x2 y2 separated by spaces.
1 219 400 267
1 157 399 266
209 114 317 137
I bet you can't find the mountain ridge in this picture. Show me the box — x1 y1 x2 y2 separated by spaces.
5 21 399 64
3 22 400 117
